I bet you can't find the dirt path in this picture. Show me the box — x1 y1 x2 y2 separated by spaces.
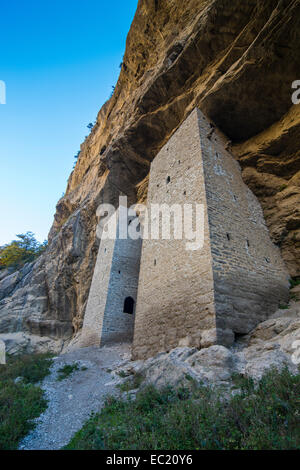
19 343 131 450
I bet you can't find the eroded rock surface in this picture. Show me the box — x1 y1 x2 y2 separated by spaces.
19 343 131 450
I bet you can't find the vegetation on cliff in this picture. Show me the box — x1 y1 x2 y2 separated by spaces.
66 367 300 450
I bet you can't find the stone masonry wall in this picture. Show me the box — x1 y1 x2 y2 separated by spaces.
132 109 217 360
132 108 290 360
196 109 290 344
80 211 142 347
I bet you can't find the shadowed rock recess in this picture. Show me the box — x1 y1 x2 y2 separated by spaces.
1 0 300 351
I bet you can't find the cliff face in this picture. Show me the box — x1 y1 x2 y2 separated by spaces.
1 0 300 348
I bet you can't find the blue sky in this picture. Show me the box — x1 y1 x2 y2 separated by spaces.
0 0 138 246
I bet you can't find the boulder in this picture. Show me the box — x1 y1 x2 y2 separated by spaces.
0 332 64 356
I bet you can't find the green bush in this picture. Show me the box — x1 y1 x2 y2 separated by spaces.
65 367 300 450
117 372 145 392
0 232 47 271
0 354 53 449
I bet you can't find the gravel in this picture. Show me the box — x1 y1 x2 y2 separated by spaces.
19 343 131 450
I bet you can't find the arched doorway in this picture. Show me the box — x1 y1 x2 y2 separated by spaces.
123 296 134 315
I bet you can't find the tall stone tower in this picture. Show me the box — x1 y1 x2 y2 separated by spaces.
132 108 289 360
80 208 142 348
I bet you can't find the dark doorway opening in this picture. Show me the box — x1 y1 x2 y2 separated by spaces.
123 296 134 315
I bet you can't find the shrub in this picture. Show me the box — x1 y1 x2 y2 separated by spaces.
56 362 87 381
0 354 53 449
65 368 300 450
56 363 80 381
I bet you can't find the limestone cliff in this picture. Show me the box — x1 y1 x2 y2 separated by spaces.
1 0 300 349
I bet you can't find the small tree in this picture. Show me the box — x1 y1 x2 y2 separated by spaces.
0 232 47 271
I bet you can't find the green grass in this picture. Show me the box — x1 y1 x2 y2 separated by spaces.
0 353 53 450
116 370 128 378
290 278 300 289
279 304 289 309
56 362 86 381
65 367 300 450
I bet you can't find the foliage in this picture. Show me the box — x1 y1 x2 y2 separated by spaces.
0 232 47 271
65 367 300 450
56 362 86 381
116 370 128 378
117 372 145 392
0 354 53 450
290 278 300 288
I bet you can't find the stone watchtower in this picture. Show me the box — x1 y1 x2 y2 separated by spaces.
80 108 289 359
80 208 142 348
132 108 289 359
